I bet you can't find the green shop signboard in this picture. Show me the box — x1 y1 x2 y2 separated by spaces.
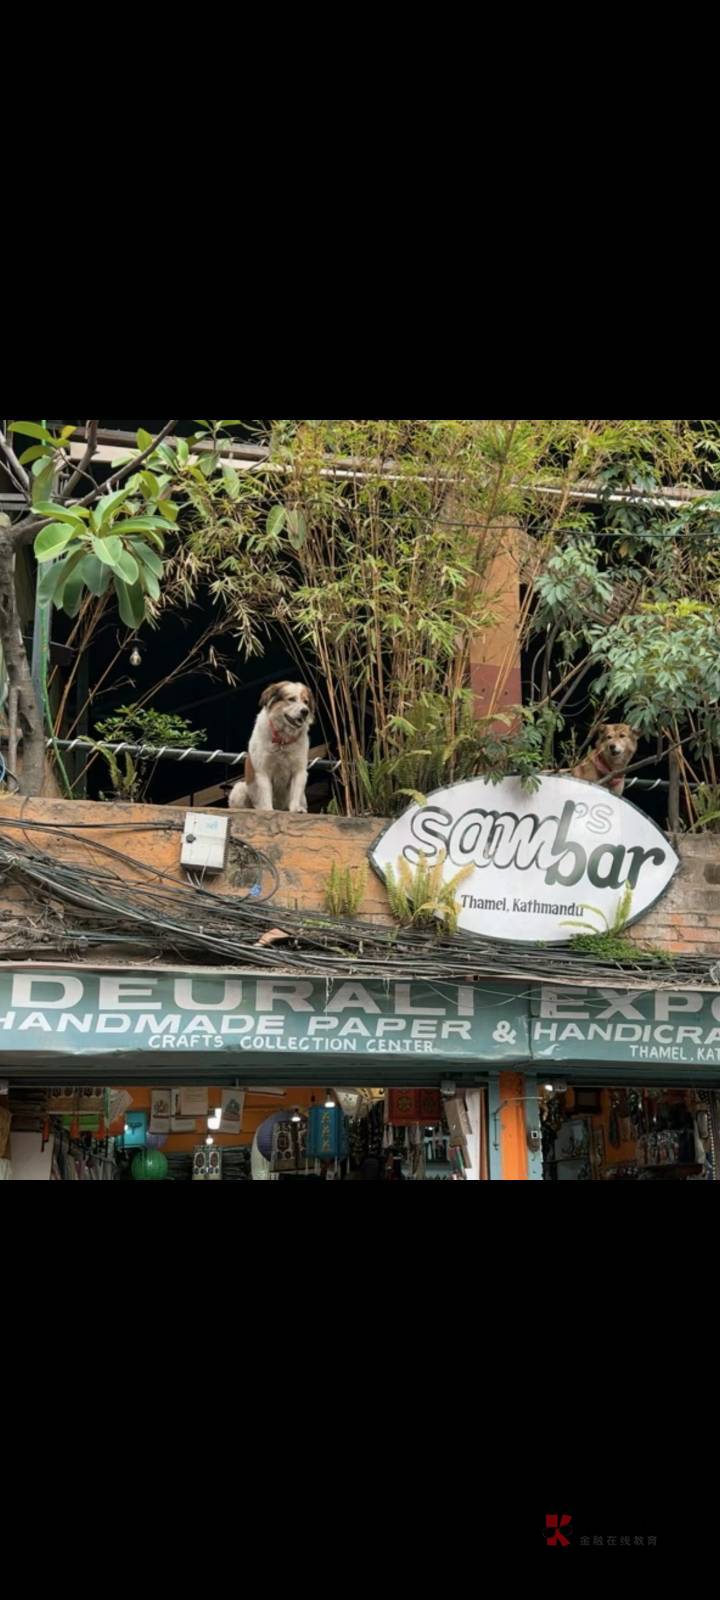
2 968 720 1079
0 967 529 1065
531 986 720 1069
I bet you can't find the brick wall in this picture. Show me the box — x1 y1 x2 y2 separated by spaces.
627 836 720 958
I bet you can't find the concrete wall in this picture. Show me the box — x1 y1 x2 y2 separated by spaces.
0 796 394 957
2 796 720 958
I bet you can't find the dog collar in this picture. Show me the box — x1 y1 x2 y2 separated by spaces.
594 750 623 791
270 724 303 748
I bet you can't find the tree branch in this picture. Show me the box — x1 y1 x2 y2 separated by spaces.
0 425 31 494
74 418 178 507
62 419 98 498
8 419 180 548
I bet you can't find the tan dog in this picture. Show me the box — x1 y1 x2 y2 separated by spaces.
228 681 315 813
572 723 638 796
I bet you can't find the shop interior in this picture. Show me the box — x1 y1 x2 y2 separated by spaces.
0 1080 487 1181
539 1082 719 1180
10 1074 718 1180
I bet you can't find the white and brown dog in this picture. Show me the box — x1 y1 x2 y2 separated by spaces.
572 722 638 796
228 681 315 813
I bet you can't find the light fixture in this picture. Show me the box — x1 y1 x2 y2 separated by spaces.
129 646 141 668
124 1123 131 1133
207 1108 221 1130
206 1134 214 1146
324 1093 335 1109
291 1111 302 1124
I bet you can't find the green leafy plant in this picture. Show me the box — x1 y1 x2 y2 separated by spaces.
560 884 671 964
477 704 565 791
348 691 503 816
93 705 205 750
688 783 720 833
95 746 139 801
589 601 720 740
92 705 206 801
0 419 187 795
323 862 368 916
33 491 172 627
384 849 474 933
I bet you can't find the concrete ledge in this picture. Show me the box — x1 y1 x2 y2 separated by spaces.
3 797 720 959
0 795 394 924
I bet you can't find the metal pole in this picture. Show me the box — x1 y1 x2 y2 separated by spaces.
487 1074 503 1181
524 1076 544 1182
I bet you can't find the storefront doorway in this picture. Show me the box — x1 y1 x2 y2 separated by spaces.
1 1078 489 1181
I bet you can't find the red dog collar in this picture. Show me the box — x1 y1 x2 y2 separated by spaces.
270 724 303 748
595 750 623 791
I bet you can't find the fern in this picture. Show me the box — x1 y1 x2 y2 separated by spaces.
384 849 473 934
323 862 367 916
97 743 138 800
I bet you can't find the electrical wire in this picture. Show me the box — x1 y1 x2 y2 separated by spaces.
0 821 716 989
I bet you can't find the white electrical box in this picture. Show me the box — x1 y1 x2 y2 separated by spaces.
181 811 230 874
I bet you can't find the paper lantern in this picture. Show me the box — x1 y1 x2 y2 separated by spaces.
257 1110 294 1160
251 1134 272 1180
122 1111 148 1149
386 1089 442 1126
306 1104 348 1162
131 1149 168 1180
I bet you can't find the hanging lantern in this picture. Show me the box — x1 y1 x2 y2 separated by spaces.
131 1148 168 1180
306 1104 348 1163
386 1089 442 1126
256 1109 295 1161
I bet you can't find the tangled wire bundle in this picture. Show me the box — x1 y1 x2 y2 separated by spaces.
0 817 715 990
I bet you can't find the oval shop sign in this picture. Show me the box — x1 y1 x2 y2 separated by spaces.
369 776 679 945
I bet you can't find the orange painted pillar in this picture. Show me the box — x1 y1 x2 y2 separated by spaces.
498 1071 529 1180
469 525 522 723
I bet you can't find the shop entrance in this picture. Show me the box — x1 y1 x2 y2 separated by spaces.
1 1075 489 1182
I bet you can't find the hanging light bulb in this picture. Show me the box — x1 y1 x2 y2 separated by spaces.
324 1093 335 1109
129 645 141 668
